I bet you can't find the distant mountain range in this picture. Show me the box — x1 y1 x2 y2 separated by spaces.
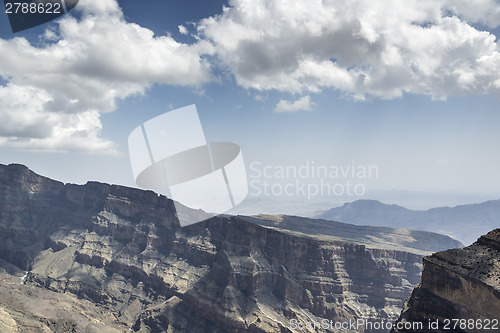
315 199 500 245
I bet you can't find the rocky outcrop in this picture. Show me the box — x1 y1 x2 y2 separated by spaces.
392 229 500 333
0 163 460 332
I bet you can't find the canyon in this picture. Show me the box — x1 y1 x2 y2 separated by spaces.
0 163 466 332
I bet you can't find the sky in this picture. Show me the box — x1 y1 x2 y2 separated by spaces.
1 0 500 213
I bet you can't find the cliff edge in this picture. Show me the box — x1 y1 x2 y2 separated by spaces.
392 229 500 333
0 163 463 332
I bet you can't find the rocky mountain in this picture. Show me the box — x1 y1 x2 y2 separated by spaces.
315 199 500 245
391 229 500 333
0 163 461 332
239 215 462 255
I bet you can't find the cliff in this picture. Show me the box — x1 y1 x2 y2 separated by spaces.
0 163 460 332
391 229 500 333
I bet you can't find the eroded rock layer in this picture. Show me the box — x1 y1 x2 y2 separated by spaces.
0 164 456 332
392 229 500 333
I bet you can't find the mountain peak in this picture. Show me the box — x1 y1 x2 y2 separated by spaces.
316 198 500 244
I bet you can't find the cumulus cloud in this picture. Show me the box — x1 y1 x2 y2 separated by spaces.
178 25 188 35
2 0 500 153
444 0 500 28
0 0 213 153
197 0 500 100
274 96 313 113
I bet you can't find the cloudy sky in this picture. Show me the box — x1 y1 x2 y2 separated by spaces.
1 0 500 211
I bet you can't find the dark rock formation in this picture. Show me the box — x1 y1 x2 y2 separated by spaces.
391 229 500 333
0 163 461 332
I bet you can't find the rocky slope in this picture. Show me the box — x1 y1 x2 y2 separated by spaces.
391 229 500 333
240 215 462 255
0 163 461 332
0 257 124 332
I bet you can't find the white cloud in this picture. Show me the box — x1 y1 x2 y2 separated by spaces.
0 0 213 153
0 83 116 153
75 0 122 17
197 0 500 99
274 96 313 113
2 0 500 154
444 0 500 28
178 25 188 35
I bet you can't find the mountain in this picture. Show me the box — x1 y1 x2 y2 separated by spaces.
391 229 500 333
0 164 461 332
315 199 500 245
239 215 462 255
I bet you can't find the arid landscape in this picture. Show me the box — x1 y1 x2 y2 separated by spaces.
0 163 498 332
2 0 500 332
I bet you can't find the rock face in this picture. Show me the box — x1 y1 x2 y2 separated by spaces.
0 163 459 332
391 229 500 333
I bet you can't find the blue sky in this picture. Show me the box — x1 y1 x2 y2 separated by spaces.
1 0 500 212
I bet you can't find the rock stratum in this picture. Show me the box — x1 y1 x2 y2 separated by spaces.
392 229 500 333
0 163 461 332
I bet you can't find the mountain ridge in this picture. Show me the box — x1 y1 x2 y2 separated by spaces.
0 163 467 332
315 199 500 244
240 214 462 255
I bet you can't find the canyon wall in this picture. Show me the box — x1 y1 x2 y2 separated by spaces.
0 164 457 332
392 229 500 333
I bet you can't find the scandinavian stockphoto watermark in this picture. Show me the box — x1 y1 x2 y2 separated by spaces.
128 105 248 227
289 318 423 331
289 318 499 332
3 0 79 33
249 160 378 200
